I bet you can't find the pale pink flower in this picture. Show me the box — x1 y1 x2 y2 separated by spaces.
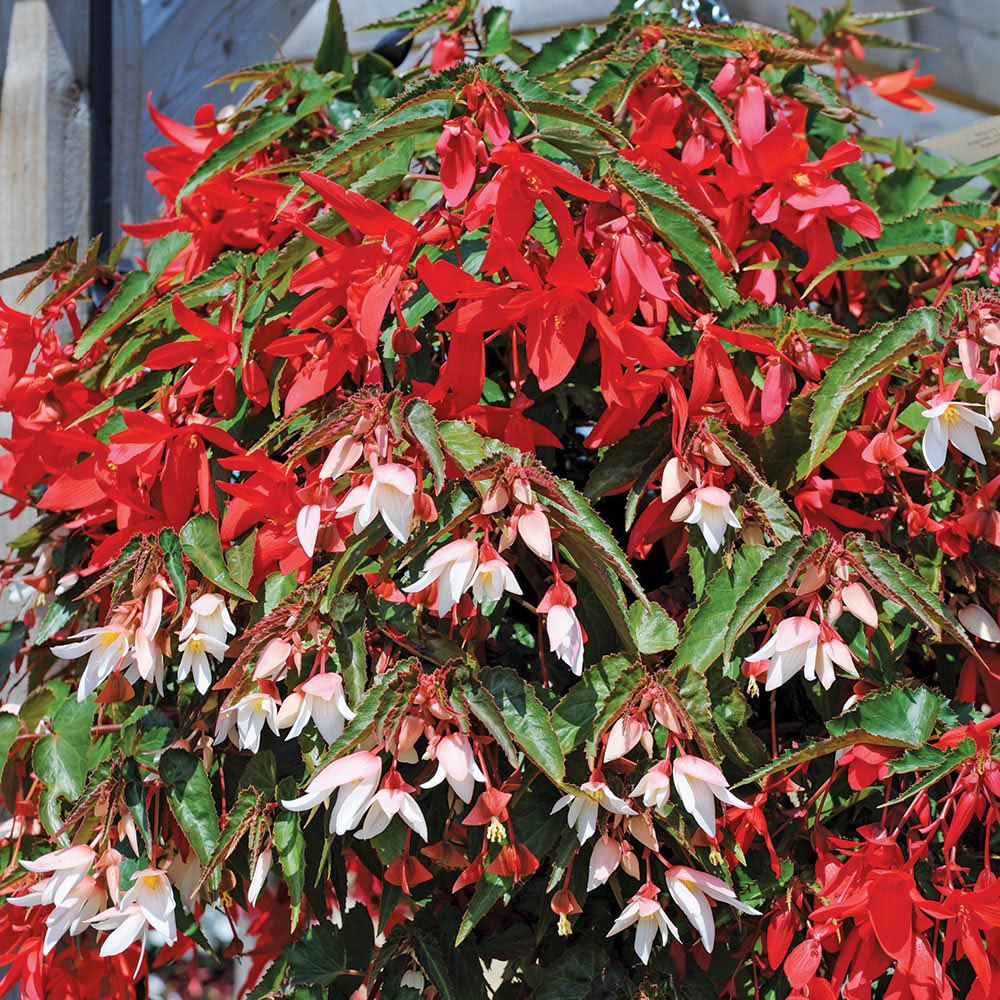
841 582 878 628
404 538 479 616
551 779 636 844
280 750 382 836
632 760 671 811
671 486 740 553
296 504 322 558
471 551 522 605
319 435 363 481
671 755 750 838
517 508 553 562
660 457 692 504
357 771 428 841
253 638 293 681
277 672 355 744
588 836 622 890
336 463 416 543
18 845 96 907
607 883 679 964
959 603 1000 643
664 865 760 953
747 617 857 691
421 732 486 803
546 604 585 676
179 593 235 645
604 715 647 763
217 691 280 753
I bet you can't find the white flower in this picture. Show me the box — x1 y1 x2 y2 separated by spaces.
471 552 522 605
179 593 236 645
403 538 479 616
336 463 416 543
296 504 321 558
247 848 272 906
218 691 280 753
131 586 165 694
670 755 750 838
17 845 96 908
40 876 105 955
547 604 585 676
357 772 428 842
421 732 486 803
921 395 993 471
664 866 760 953
607 885 678 965
281 750 382 836
551 779 637 844
632 761 671 811
177 631 227 695
746 617 857 691
52 626 132 702
276 672 355 744
959 603 1000 643
89 868 178 974
120 868 177 942
671 486 740 554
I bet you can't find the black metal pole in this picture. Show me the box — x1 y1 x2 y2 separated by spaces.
89 0 113 249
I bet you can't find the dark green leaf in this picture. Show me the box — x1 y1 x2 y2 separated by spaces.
404 399 446 491
33 695 94 802
159 749 220 865
315 0 352 79
179 513 256 601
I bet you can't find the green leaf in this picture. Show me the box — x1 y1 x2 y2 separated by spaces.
159 528 187 608
609 158 736 307
802 308 935 479
35 593 78 645
827 684 945 745
439 419 490 471
275 778 308 930
412 933 460 1000
0 713 21 768
179 513 256 601
480 6 512 57
479 667 565 782
458 674 520 769
225 529 257 591
673 534 826 675
627 601 678 655
844 534 977 656
159 749 220 865
885 738 976 805
288 922 347 986
584 422 669 500
33 695 94 802
404 399 446 492
523 25 598 77
178 115 297 205
74 232 190 358
122 757 153 852
550 654 642 757
535 944 613 999
315 0 352 79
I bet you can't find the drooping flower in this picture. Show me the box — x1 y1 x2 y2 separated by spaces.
357 770 428 841
471 546 522 605
921 391 994 471
422 732 487 803
539 580 586 676
632 760 671 811
403 537 479 616
958 603 1000 643
52 626 132 702
551 778 637 844
607 883 679 965
671 755 751 838
281 750 382 836
179 592 236 645
177 631 227 694
276 671 355 743
18 845 96 908
247 848 272 906
671 486 741 553
38 876 105 955
588 836 623 890
746 617 858 691
664 865 760 953
336 463 417 543
217 690 281 753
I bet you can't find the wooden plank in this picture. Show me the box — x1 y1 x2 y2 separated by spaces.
111 0 146 247
0 0 90 304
